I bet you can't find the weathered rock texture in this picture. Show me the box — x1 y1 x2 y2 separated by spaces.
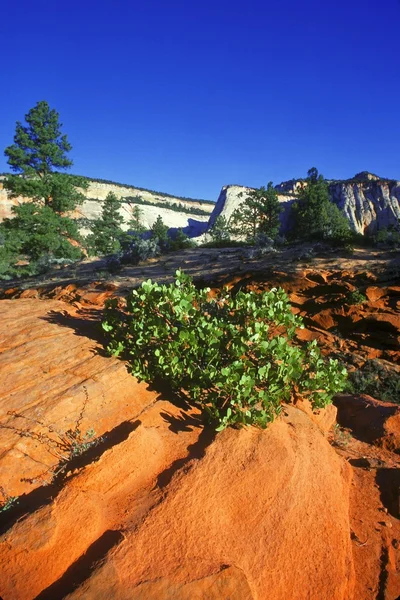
208 174 400 235
0 178 213 236
1 260 400 600
0 297 355 600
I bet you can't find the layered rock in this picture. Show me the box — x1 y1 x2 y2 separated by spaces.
208 174 400 236
0 178 213 236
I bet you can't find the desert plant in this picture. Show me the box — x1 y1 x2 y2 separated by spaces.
346 360 400 404
120 236 161 265
1 387 103 484
0 487 18 513
102 270 347 430
346 290 367 305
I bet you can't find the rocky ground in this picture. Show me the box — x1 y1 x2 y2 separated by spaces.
0 245 399 599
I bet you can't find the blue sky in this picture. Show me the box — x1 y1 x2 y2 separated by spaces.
1 0 399 200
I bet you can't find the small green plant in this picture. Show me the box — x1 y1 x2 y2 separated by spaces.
0 487 18 513
346 360 400 404
1 387 103 485
332 424 352 447
102 270 347 430
346 290 367 305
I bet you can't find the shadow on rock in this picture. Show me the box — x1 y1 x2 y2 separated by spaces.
34 529 123 600
0 419 141 535
41 309 107 351
334 394 398 444
376 468 400 519
155 420 216 489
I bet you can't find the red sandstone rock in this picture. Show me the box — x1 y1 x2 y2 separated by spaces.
366 286 387 302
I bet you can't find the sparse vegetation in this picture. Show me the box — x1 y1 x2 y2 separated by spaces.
346 360 400 404
0 487 18 513
346 290 367 305
102 270 347 430
125 194 210 216
1 387 103 485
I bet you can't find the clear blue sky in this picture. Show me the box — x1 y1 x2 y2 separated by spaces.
1 0 399 200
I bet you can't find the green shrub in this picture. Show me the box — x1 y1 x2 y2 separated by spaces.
346 290 367 305
102 271 347 430
346 360 400 403
169 228 196 251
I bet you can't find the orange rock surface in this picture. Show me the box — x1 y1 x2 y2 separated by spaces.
0 260 399 599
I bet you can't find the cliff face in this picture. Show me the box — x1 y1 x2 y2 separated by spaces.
207 185 295 233
1 173 399 238
329 180 400 234
0 178 213 236
208 175 400 235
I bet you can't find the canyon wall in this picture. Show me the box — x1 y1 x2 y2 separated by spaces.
208 174 400 235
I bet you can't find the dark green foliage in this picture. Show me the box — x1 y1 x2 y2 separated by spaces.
125 195 210 216
290 168 351 243
208 215 232 245
1 101 87 278
86 192 125 256
346 360 400 404
374 226 400 248
151 215 169 248
4 101 88 212
169 228 196 251
345 290 367 305
231 183 282 242
102 271 347 430
1 204 82 260
128 206 147 235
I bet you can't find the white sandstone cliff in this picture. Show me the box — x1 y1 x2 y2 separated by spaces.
208 175 400 235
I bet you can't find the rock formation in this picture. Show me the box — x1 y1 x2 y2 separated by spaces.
2 172 399 239
0 251 400 599
208 174 400 236
0 177 213 236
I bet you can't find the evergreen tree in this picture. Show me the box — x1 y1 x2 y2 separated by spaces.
128 206 147 235
231 183 282 242
87 192 125 255
1 101 87 272
4 100 87 212
1 204 82 261
151 215 169 248
290 168 351 243
208 215 232 245
169 228 195 250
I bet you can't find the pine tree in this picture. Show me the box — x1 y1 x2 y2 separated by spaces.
1 101 87 271
4 100 87 212
208 215 232 245
87 192 125 255
231 183 282 242
151 215 169 248
128 206 147 235
290 168 351 243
